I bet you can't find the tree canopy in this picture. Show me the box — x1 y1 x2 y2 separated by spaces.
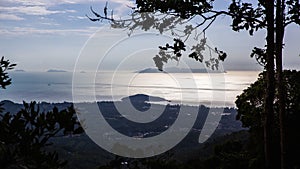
0 57 84 169
87 1 299 168
0 56 16 89
236 70 300 169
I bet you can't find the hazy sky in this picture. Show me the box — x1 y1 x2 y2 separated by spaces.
1 0 299 71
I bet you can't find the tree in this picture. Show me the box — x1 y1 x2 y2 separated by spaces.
87 1 300 168
98 153 185 169
0 56 16 114
0 102 83 169
0 56 16 89
0 57 84 169
236 70 300 169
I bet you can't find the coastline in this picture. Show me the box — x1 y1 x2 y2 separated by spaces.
0 95 245 169
2 70 260 107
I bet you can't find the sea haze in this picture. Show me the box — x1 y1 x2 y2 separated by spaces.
1 71 259 107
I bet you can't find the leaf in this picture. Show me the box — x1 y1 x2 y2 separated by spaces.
249 29 254 36
153 55 164 71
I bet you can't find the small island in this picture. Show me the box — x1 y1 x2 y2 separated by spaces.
47 69 68 73
121 94 169 103
14 69 26 72
137 67 225 73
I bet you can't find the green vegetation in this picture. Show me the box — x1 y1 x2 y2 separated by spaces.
0 102 83 169
88 1 299 168
236 70 300 169
0 57 83 169
95 70 300 169
0 56 16 89
1 0 300 166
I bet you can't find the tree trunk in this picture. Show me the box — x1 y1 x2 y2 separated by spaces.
265 1 276 169
275 0 286 169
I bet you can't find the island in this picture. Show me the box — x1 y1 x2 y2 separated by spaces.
136 67 225 73
14 69 26 72
0 94 243 169
47 69 68 73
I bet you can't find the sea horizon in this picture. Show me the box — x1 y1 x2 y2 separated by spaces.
1 70 260 107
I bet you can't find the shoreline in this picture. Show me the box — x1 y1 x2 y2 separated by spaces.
3 71 260 108
0 99 236 110
0 96 245 168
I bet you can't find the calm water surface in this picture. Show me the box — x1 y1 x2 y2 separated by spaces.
1 71 259 107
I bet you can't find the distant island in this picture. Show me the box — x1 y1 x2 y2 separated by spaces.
47 69 67 73
14 69 26 72
137 67 225 73
121 94 169 103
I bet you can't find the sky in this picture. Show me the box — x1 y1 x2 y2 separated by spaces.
0 0 299 72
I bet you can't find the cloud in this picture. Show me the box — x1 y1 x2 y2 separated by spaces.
1 0 134 17
4 0 47 6
82 0 134 20
65 9 77 13
0 6 72 16
0 13 24 20
76 16 86 20
40 22 61 26
0 0 134 37
2 0 134 7
68 15 87 20
0 26 100 36
0 0 79 17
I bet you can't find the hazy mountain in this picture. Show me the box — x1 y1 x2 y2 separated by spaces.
47 69 67 72
137 67 225 73
14 69 26 72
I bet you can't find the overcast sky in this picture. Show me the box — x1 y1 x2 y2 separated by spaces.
1 0 299 71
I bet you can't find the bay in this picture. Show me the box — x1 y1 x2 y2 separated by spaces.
0 71 259 107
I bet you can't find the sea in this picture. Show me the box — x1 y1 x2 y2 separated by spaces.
0 71 260 107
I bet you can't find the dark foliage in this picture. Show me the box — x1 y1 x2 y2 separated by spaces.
0 57 84 169
0 56 16 89
136 0 214 19
236 70 300 169
86 0 299 73
0 102 83 169
98 152 186 169
86 3 299 168
87 1 230 71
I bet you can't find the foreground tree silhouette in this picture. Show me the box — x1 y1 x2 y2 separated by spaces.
0 57 83 169
236 70 300 169
0 56 16 89
87 1 300 168
0 102 84 169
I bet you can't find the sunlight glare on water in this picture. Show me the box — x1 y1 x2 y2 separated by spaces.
1 71 260 107
93 71 260 107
